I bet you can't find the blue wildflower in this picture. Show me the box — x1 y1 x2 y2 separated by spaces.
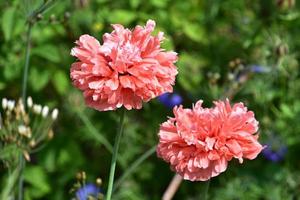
262 136 287 163
76 183 102 200
249 65 271 73
157 92 183 108
234 64 271 83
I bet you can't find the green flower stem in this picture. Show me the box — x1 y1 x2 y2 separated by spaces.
18 2 56 199
106 109 126 200
113 145 156 192
201 179 210 200
1 167 19 200
21 22 32 104
17 155 25 200
75 108 126 168
19 20 33 200
21 0 56 103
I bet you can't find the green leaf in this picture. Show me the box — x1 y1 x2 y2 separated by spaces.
280 104 294 118
129 0 140 8
1 7 15 41
108 10 136 25
24 166 50 198
279 12 300 21
3 63 22 80
32 45 61 63
183 23 205 43
57 149 71 166
177 52 205 92
0 81 6 90
43 149 56 172
29 67 50 91
13 18 26 37
150 0 169 8
52 70 69 95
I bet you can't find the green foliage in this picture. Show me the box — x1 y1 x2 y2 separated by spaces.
2 7 16 41
1 0 300 199
24 166 51 199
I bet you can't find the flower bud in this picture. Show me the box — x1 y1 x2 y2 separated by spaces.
81 171 86 180
2 98 8 109
96 178 102 186
18 99 25 114
18 125 31 138
29 140 36 148
51 108 59 120
33 104 42 114
277 0 295 9
7 100 15 111
42 106 49 118
36 13 43 21
227 73 235 81
27 96 33 108
18 125 27 135
49 14 56 23
229 60 236 68
23 151 31 161
76 172 82 180
64 12 71 20
48 129 54 140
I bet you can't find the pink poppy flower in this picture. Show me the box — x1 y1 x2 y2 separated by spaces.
157 99 263 181
70 20 178 111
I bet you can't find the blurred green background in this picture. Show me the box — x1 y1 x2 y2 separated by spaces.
1 0 300 199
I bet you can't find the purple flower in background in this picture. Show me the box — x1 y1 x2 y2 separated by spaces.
249 65 271 73
76 183 102 200
235 64 271 83
157 92 183 108
262 136 287 163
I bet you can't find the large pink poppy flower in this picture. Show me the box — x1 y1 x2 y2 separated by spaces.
70 20 178 111
157 99 263 181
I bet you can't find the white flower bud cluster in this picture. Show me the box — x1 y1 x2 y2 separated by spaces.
1 97 59 163
27 97 59 120
18 125 32 138
2 98 16 111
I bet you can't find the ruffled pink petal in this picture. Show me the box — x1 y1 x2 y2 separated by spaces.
157 99 263 181
70 20 178 111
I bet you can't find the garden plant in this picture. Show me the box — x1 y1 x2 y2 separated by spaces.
1 0 300 200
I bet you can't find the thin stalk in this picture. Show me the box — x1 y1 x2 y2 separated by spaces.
19 21 32 200
77 109 113 153
17 155 25 200
1 167 20 200
162 174 183 200
201 179 210 200
105 109 126 200
76 110 126 168
113 145 156 192
75 109 126 168
21 22 33 103
17 2 56 200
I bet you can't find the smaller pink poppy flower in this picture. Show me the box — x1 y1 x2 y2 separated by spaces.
70 20 178 111
157 99 263 181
